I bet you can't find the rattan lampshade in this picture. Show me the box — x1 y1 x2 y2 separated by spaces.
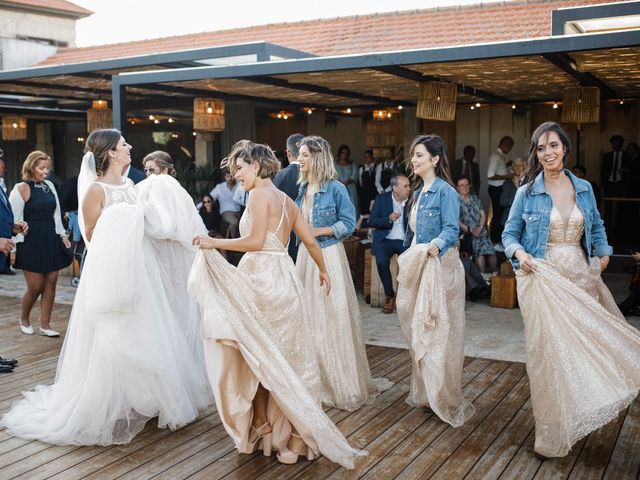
416 81 457 121
2 116 27 141
561 86 600 124
193 98 225 132
87 100 113 133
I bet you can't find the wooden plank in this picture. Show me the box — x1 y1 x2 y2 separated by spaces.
430 373 531 479
17 412 217 480
531 436 587 480
464 399 535 480
603 399 640 480
359 358 496 480
395 362 525 479
569 409 627 480
498 430 543 480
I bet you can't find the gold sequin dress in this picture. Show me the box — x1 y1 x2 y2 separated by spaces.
296 198 391 411
188 197 360 469
516 205 640 457
395 199 475 427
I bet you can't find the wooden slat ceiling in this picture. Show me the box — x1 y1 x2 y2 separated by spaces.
0 48 639 109
572 47 640 97
405 55 577 101
164 79 363 106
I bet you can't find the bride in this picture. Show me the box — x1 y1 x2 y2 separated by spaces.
1 128 211 445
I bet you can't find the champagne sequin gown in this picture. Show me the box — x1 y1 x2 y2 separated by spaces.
395 199 475 427
296 198 391 411
188 195 360 469
516 204 640 457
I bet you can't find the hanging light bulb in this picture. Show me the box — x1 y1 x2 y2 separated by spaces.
148 114 155 120
512 104 516 110
168 118 175 123
12 122 18 128
283 114 289 120
387 112 392 118
154 119 160 124
192 131 197 136
470 106 475 110
277 113 282 119
475 102 481 108
206 102 213 114
307 108 313 115
620 99 625 105
553 103 559 109
398 105 403 110
346 107 352 114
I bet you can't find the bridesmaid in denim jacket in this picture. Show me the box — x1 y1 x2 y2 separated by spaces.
501 121 640 459
295 135 390 412
396 134 475 427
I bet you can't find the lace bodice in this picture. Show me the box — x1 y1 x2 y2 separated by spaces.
97 179 136 208
547 204 584 245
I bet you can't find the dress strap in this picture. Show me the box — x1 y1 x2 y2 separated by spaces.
274 192 289 234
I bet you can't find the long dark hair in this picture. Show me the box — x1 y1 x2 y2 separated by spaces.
524 121 572 193
85 128 121 176
406 134 453 211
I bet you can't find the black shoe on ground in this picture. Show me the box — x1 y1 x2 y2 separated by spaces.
1 268 16 275
0 364 13 373
0 356 17 367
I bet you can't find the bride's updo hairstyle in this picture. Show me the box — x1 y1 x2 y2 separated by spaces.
85 128 121 176
221 139 280 179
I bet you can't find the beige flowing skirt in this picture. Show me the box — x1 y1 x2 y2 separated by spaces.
396 245 475 427
516 245 640 457
296 241 391 411
188 248 361 469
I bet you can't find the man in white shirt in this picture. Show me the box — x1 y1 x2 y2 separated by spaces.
487 136 514 245
210 172 243 238
368 174 410 314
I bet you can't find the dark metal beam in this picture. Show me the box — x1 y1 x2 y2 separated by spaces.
552 1 640 36
115 30 640 88
375 65 511 103
247 75 415 106
0 41 315 82
542 53 617 98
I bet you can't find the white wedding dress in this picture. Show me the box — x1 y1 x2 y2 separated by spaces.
1 173 211 445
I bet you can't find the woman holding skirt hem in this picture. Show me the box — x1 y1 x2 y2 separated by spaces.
502 121 640 458
396 134 475 427
191 140 362 469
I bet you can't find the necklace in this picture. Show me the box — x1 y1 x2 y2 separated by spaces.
33 181 50 193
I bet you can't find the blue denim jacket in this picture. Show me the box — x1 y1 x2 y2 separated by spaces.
502 169 612 269
403 176 460 256
296 179 356 248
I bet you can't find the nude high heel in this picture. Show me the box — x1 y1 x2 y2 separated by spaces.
276 433 314 464
249 422 273 456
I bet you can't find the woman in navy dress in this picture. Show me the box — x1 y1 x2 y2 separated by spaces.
9 151 71 337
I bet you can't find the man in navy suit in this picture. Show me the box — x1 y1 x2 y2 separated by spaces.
0 151 28 275
274 133 304 260
369 174 410 314
125 164 146 184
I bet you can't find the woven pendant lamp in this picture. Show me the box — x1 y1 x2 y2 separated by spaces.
87 100 113 133
562 86 600 124
2 116 27 140
416 82 457 121
193 99 225 132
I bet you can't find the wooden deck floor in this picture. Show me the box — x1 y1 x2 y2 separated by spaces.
0 295 638 479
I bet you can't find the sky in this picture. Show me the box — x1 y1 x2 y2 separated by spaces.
72 0 499 47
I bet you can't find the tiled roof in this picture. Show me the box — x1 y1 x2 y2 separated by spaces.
0 0 92 17
37 0 614 66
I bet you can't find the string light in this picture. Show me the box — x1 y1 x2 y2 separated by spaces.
168 118 175 123
346 108 352 114
475 102 481 108
398 105 403 110
148 115 155 120
470 106 475 110
307 108 313 115
553 103 559 109
512 105 516 109
154 119 160 124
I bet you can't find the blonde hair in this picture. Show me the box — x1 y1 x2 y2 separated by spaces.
221 140 280 179
21 150 51 181
143 150 175 176
297 135 337 186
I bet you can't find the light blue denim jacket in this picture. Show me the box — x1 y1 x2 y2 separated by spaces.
502 169 612 269
296 179 356 248
403 176 460 256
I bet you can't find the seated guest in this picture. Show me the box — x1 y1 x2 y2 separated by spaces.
619 250 640 316
209 171 243 238
499 157 526 227
369 174 410 314
457 176 497 273
451 145 481 195
571 165 601 204
198 194 221 236
459 256 490 302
